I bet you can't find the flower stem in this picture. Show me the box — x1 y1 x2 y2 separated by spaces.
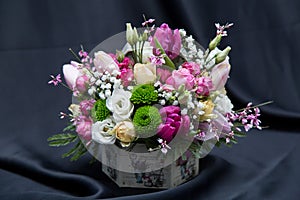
235 101 273 112
69 48 81 62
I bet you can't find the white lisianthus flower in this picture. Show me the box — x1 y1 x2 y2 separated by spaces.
213 94 233 114
93 51 119 74
92 119 116 144
133 63 156 85
106 88 134 122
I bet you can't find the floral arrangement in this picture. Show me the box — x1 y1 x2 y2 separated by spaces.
48 17 268 162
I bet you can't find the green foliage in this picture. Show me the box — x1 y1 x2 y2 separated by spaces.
47 133 77 147
48 122 89 162
91 99 110 121
63 124 76 132
63 141 87 161
130 84 158 105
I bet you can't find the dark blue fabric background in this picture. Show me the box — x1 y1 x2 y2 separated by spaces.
0 0 299 199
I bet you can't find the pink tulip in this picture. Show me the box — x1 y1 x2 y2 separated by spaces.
62 62 81 90
211 61 231 90
157 106 190 143
93 51 119 73
151 23 181 59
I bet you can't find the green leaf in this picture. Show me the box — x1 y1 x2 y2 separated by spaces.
63 124 76 132
231 138 238 144
47 133 77 147
215 141 221 147
62 141 81 158
234 131 247 137
70 142 88 161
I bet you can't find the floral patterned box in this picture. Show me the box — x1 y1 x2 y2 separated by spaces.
101 144 199 189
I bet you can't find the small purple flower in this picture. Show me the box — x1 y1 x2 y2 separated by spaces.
142 18 155 26
79 50 88 58
215 23 233 36
158 138 171 154
149 55 165 66
48 74 62 86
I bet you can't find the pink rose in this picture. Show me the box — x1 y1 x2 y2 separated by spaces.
75 116 93 141
151 23 181 59
182 62 201 75
166 68 195 90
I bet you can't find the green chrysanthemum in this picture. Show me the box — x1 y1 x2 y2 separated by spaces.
133 106 162 137
130 84 158 105
91 99 110 121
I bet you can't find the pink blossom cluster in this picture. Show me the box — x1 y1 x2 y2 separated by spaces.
110 54 134 87
73 99 96 141
226 103 262 132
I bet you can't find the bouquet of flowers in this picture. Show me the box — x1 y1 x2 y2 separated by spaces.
48 17 267 168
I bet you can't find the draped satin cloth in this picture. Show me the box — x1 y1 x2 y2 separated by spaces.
1 0 299 199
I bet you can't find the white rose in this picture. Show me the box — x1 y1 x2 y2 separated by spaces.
213 94 233 114
92 119 116 144
93 51 119 74
106 88 134 122
134 63 156 85
112 121 136 147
